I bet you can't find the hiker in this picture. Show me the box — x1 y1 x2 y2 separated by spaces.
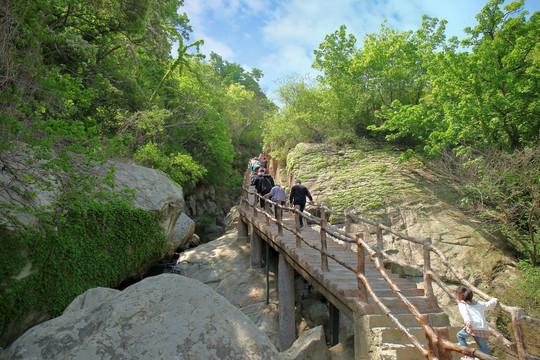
255 165 266 176
250 172 260 186
256 171 274 208
258 153 265 163
456 286 498 359
289 179 314 229
266 182 286 212
248 157 259 174
252 161 261 175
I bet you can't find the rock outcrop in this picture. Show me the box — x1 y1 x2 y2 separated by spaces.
171 212 196 250
0 151 185 248
1 274 280 360
279 326 331 360
100 160 184 246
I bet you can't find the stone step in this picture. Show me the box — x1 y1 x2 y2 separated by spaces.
374 330 467 360
317 271 413 285
337 279 420 292
378 326 460 344
362 312 451 328
367 296 441 314
341 287 424 299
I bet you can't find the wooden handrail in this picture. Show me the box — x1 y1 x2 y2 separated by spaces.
241 182 539 360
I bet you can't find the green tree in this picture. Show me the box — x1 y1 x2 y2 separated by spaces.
371 0 539 154
263 75 336 161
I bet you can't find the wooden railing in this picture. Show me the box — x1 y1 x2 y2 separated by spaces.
241 183 540 360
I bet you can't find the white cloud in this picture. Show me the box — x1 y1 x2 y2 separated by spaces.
259 44 316 94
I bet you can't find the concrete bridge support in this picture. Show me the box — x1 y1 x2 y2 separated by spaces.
238 218 249 238
250 227 264 268
278 254 295 351
354 313 371 360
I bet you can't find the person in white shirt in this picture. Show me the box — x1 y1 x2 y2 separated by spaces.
456 286 498 359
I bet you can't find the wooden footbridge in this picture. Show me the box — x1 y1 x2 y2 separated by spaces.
237 182 540 360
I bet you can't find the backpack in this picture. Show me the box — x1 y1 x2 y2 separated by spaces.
260 176 273 193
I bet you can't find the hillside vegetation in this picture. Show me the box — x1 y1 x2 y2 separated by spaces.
266 2 539 345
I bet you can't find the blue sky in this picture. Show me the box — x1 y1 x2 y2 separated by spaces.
178 0 539 101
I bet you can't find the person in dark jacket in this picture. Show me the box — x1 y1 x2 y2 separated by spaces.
256 171 275 208
289 179 314 228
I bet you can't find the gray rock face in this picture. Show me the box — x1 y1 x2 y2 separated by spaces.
171 212 196 250
175 232 282 346
0 150 184 247
62 287 120 315
0 147 58 227
278 326 331 360
0 153 186 345
103 160 184 245
175 231 333 350
2 274 279 360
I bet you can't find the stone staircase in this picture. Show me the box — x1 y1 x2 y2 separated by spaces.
353 262 464 359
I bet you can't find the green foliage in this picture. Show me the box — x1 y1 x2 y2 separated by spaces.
210 52 264 93
370 1 539 154
134 142 206 188
0 195 166 346
0 0 275 347
437 146 540 265
198 216 215 225
494 260 540 352
263 75 337 161
226 173 245 192
265 0 540 280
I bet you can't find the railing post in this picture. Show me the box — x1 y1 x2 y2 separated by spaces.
512 309 527 359
345 209 351 233
279 254 295 351
252 191 258 218
276 200 283 235
320 207 328 271
376 220 383 252
423 237 434 299
264 197 269 225
436 328 453 360
295 205 301 247
420 314 437 359
356 233 367 303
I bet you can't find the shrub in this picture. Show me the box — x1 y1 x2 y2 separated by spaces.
0 195 166 346
134 142 207 188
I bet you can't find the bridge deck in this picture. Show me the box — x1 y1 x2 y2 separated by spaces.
238 202 441 321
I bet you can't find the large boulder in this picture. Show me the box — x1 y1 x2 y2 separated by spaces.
174 231 334 350
171 212 196 250
1 274 279 360
278 326 330 360
0 151 184 247
0 147 58 227
103 160 184 245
